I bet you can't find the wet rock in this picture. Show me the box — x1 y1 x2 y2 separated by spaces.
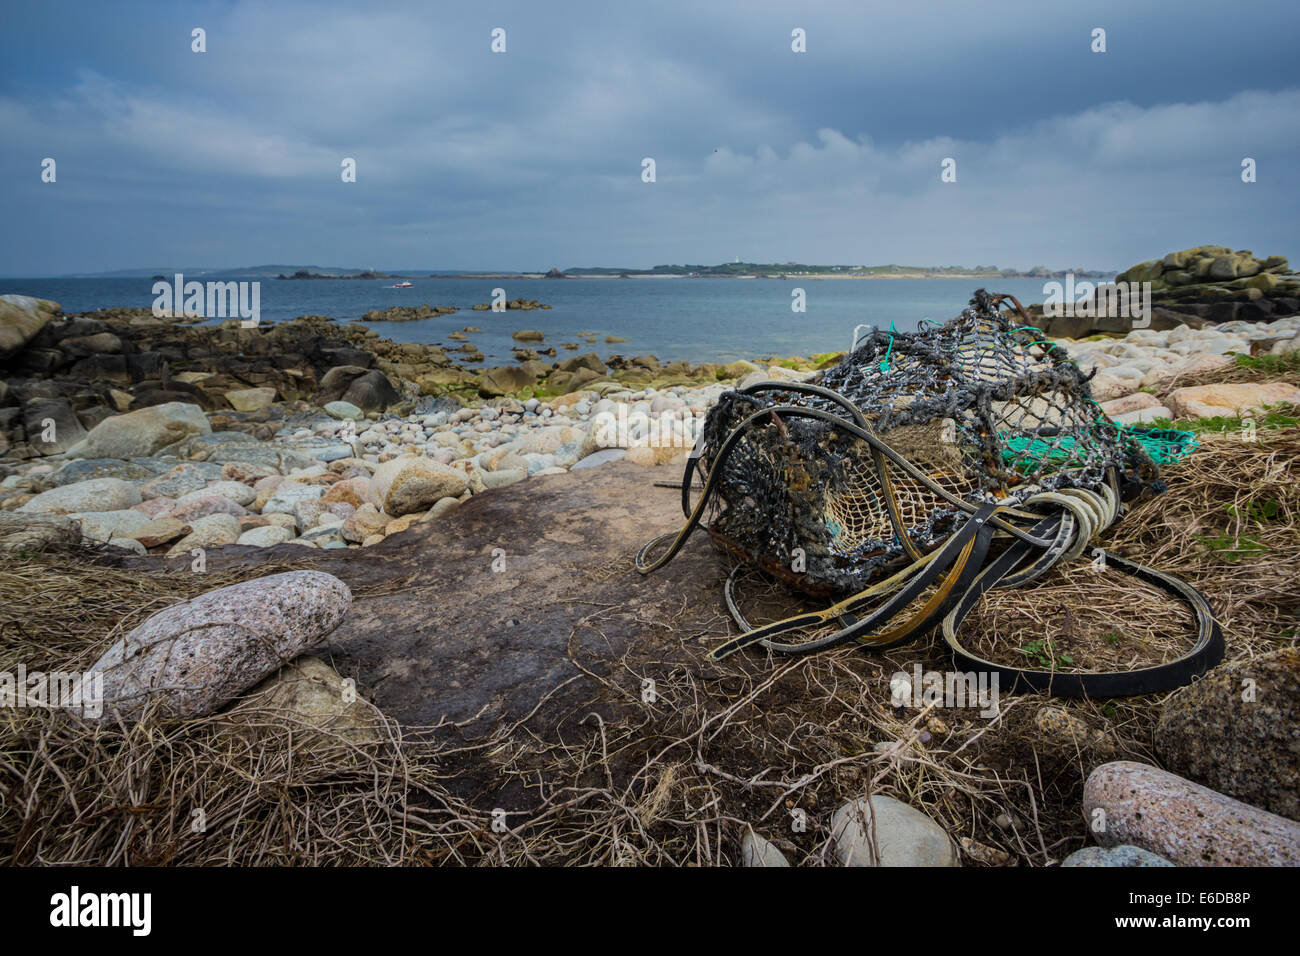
19 477 142 515
69 402 211 459
1083 761 1300 866
77 570 353 720
1062 845 1174 867
831 794 959 867
1155 648 1300 821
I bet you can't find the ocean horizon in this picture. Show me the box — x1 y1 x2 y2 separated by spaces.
0 275 1062 365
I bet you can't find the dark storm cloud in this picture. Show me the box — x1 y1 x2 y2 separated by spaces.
1 0 1296 274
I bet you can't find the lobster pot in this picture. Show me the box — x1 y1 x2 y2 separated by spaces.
698 294 1156 598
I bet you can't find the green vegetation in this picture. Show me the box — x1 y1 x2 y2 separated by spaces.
810 351 846 365
1147 405 1299 436
1226 499 1282 523
1017 638 1075 670
1196 532 1271 562
1232 351 1300 375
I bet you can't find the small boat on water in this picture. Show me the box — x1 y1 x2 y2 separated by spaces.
391 281 413 288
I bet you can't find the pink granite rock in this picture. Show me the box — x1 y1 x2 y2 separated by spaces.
77 571 352 721
168 494 249 523
132 497 178 519
1083 761 1300 866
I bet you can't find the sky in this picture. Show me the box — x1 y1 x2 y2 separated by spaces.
1 0 1298 275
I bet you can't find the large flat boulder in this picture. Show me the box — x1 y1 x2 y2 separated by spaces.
0 295 60 358
116 463 721 732
69 402 211 459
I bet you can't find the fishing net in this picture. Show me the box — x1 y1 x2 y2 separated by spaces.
638 290 1222 697
699 290 1161 595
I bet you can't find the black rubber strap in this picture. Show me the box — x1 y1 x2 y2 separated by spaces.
941 540 1225 697
710 503 1000 659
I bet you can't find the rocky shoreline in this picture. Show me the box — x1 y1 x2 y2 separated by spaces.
2 245 1300 558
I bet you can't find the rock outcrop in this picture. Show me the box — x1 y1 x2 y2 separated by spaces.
0 295 60 359
1156 649 1300 821
1029 245 1300 338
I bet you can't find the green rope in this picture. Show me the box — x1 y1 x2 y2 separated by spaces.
878 321 898 373
1000 426 1199 468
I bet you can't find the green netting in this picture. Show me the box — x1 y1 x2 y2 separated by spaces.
1119 426 1201 465
1001 426 1198 469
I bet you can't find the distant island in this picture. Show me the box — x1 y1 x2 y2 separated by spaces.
26 261 1115 280
277 269 402 280
562 262 1114 279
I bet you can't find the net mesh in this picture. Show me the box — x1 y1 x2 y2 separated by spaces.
700 289 1168 596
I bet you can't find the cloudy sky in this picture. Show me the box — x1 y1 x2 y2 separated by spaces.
2 0 1297 275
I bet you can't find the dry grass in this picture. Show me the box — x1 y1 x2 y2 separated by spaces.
1 425 1296 867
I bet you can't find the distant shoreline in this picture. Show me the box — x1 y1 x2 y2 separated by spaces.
270 272 1109 282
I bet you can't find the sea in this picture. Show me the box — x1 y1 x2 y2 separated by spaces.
0 276 1061 366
